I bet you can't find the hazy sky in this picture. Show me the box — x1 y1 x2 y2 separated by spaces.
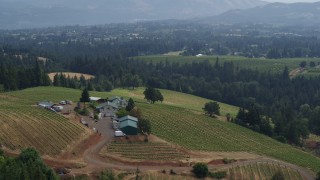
265 0 318 2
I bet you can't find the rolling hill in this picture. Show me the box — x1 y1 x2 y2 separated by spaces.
2 86 320 173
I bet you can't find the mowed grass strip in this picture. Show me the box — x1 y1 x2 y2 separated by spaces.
101 142 186 161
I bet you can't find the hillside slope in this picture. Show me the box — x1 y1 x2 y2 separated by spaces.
4 86 320 173
0 90 89 156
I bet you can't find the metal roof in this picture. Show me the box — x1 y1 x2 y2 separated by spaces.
38 101 53 107
90 97 101 101
96 101 118 109
119 115 138 122
119 120 137 129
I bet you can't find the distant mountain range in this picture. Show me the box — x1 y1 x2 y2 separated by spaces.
199 1 320 25
0 0 266 29
1 0 319 30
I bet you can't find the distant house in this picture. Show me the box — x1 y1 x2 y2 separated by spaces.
119 115 138 135
109 96 128 108
38 101 53 108
96 102 119 113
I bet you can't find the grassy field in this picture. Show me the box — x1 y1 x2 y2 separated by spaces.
133 55 320 74
0 91 89 156
100 142 187 161
92 87 239 117
3 86 320 173
224 162 303 180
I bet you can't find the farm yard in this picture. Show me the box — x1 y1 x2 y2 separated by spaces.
1 86 320 176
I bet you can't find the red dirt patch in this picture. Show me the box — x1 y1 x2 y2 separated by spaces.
102 155 190 167
59 133 102 160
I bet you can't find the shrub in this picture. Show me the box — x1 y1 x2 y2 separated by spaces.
192 163 208 178
170 169 176 175
208 171 227 179
99 170 116 180
271 171 285 180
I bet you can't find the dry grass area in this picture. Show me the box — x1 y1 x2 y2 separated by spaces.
48 72 95 81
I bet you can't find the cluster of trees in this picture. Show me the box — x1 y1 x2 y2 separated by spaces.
236 105 273 137
0 61 50 91
0 148 57 180
52 73 94 90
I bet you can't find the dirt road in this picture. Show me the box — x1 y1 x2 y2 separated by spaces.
69 130 316 180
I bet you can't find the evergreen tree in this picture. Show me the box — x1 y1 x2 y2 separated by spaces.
80 88 90 103
126 98 135 111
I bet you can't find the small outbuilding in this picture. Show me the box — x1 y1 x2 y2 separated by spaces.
119 115 138 135
38 101 53 108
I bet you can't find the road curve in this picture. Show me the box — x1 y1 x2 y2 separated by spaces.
70 136 316 180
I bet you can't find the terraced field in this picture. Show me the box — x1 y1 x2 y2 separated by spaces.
133 55 320 74
0 91 89 156
100 142 186 161
226 163 303 180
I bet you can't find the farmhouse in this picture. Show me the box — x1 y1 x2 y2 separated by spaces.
109 96 128 108
119 115 138 135
96 102 119 113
